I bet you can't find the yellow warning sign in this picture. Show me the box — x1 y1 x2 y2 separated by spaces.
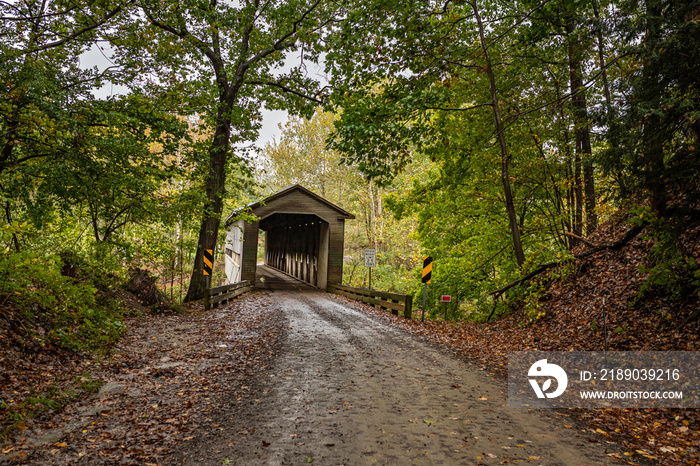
203 249 213 276
422 256 432 284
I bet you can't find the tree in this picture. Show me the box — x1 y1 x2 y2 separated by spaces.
1 1 190 255
470 1 525 266
326 1 565 267
259 109 360 201
520 0 606 236
604 0 700 215
106 0 352 300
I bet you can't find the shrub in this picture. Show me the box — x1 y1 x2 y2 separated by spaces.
0 249 125 353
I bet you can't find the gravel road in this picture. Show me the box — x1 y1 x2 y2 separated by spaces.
173 267 619 466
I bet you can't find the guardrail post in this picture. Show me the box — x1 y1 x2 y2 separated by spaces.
404 295 412 319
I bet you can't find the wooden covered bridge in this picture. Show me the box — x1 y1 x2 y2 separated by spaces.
223 184 355 290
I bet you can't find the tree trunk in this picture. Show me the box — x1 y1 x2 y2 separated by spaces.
592 0 612 107
566 20 597 235
573 137 583 237
473 0 525 267
184 102 231 302
4 200 20 253
642 0 667 215
559 99 576 249
584 161 596 234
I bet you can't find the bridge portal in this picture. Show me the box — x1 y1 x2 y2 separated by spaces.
224 185 354 290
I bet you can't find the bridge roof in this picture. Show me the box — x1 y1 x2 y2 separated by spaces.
225 184 355 227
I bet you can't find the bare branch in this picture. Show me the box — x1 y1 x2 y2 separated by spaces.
26 4 129 53
142 7 228 90
563 231 598 248
246 80 323 104
424 102 492 112
489 223 648 303
245 0 323 67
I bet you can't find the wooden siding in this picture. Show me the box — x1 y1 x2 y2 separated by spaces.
240 219 259 281
328 219 345 284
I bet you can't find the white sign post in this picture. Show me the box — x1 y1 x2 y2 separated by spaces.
364 249 376 267
364 249 376 289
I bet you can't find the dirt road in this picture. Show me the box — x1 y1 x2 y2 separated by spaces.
173 268 619 465
3 265 621 465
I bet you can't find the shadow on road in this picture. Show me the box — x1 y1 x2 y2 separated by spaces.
254 264 316 291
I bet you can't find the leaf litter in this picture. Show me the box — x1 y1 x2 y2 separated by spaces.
0 292 283 464
339 213 699 465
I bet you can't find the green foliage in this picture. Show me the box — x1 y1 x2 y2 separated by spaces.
344 250 416 294
522 278 549 323
0 248 125 352
1 374 104 439
601 0 700 209
632 208 700 302
74 374 103 394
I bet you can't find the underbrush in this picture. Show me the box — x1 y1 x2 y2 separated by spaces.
0 246 184 445
0 249 125 353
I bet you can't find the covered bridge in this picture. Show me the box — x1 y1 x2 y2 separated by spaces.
223 185 354 290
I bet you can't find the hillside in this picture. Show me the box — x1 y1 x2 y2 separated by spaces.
354 207 700 464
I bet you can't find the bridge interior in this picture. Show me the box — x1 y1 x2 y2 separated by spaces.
260 213 329 289
255 264 315 291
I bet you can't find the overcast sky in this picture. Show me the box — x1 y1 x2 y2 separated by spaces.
80 45 293 150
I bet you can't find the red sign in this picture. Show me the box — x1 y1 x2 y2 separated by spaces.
441 295 451 302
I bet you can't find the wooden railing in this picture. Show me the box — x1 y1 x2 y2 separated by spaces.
327 283 413 319
204 280 254 311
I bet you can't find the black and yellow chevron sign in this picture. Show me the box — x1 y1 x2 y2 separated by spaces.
422 256 433 284
203 249 213 276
